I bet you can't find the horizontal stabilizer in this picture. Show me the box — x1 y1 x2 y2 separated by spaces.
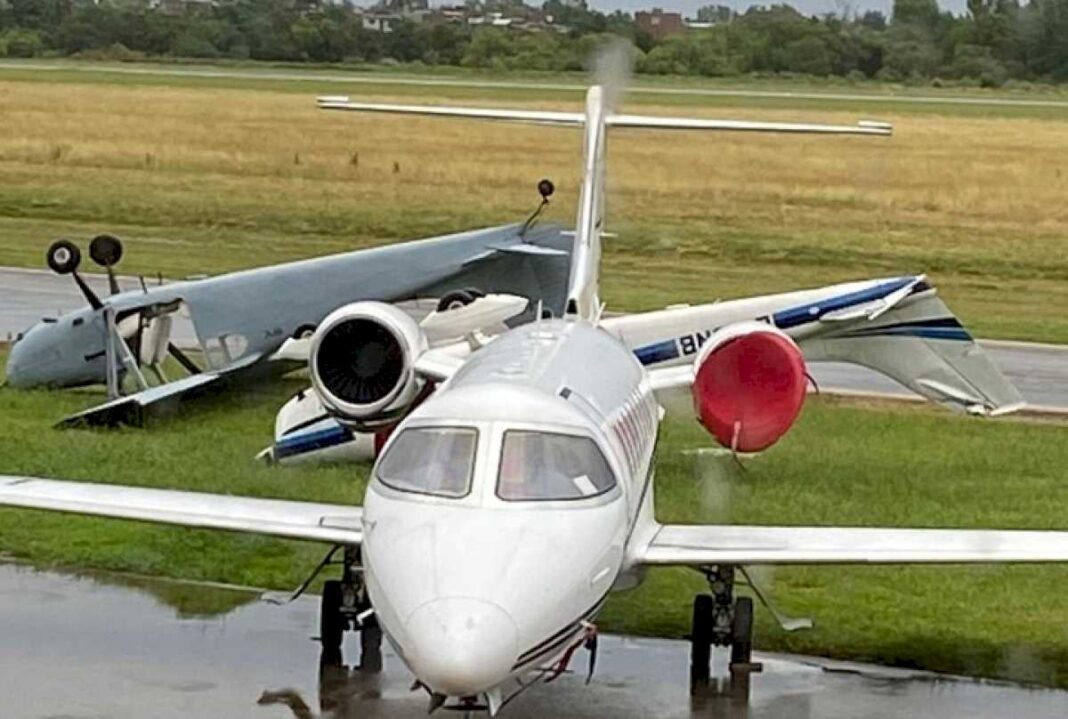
317 97 584 125
607 114 892 136
318 97 891 137
0 476 363 545
461 242 569 267
642 523 1068 565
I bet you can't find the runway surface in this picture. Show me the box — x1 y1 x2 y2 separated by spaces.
3 266 1066 411
1 562 1064 719
5 60 1068 109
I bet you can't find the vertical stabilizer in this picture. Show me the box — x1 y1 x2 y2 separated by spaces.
565 85 608 322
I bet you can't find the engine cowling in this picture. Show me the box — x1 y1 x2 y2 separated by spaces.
692 322 807 453
310 302 428 430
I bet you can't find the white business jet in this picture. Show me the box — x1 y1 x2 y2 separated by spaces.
2 84 1065 715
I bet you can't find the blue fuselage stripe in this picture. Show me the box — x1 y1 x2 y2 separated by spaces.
772 277 915 329
275 424 353 459
634 339 679 366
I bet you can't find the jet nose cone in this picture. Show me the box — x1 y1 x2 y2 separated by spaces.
405 598 518 696
4 340 27 388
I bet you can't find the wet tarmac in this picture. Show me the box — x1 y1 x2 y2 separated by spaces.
0 562 1065 719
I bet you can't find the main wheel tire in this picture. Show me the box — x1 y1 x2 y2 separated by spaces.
320 580 345 653
437 289 476 312
360 622 384 673
89 234 124 267
690 593 714 691
46 239 81 275
730 596 754 667
462 287 485 299
293 323 316 340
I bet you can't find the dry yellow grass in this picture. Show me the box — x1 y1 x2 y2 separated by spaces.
2 76 1068 339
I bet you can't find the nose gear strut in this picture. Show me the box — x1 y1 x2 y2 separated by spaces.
272 544 382 670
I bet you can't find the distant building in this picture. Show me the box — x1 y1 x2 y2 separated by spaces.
635 8 684 40
361 0 430 31
149 0 214 14
362 12 402 32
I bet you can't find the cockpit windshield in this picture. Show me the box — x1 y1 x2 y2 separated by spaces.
497 431 616 502
376 426 477 498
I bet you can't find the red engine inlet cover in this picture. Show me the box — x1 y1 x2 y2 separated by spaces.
693 330 807 452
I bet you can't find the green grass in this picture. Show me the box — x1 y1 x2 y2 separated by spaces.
3 350 1068 686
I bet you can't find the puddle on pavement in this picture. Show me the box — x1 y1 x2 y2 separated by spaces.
0 561 1066 719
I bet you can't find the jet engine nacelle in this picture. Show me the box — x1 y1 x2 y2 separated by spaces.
692 321 807 453
310 302 428 430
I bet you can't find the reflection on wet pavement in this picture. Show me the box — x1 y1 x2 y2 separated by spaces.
0 562 1065 719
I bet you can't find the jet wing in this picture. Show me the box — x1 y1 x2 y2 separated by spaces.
801 290 1024 415
640 524 1068 565
0 476 362 545
623 277 1023 416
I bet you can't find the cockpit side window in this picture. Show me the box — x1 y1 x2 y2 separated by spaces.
376 427 477 499
497 431 616 502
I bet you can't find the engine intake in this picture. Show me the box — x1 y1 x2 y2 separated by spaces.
692 322 806 453
310 302 427 429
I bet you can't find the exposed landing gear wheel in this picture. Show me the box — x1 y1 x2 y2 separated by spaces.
690 594 714 693
689 566 760 697
89 234 123 267
730 596 754 668
47 239 81 275
437 288 482 311
320 579 345 656
360 619 383 673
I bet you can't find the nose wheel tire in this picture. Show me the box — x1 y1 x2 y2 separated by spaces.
320 580 345 654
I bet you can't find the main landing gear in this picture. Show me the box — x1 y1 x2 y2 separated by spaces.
689 565 761 698
319 545 382 672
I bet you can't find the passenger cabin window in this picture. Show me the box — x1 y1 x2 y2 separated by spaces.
497 431 616 502
376 427 477 498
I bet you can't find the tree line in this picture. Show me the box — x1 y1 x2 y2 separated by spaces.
3 0 1068 87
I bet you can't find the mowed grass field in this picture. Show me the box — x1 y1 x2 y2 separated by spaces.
2 353 1068 687
1 63 1068 340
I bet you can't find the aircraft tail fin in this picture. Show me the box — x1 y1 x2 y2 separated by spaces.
318 93 891 325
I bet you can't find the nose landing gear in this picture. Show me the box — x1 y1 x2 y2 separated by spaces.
319 545 382 672
689 565 761 698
